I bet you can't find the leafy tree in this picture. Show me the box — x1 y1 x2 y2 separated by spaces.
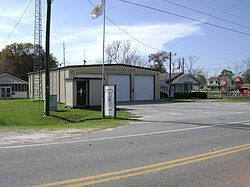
105 41 148 67
0 43 58 81
242 69 250 83
218 69 235 80
148 51 169 72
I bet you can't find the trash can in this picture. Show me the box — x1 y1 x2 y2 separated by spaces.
50 95 57 111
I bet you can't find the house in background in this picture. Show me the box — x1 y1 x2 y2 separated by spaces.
207 76 232 92
207 77 220 90
0 73 28 99
160 72 202 96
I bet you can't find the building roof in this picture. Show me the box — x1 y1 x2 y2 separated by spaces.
172 74 202 85
208 77 219 81
28 64 160 74
0 73 28 84
161 73 202 85
160 72 183 82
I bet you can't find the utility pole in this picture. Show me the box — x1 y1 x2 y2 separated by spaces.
182 57 185 73
169 52 172 98
83 49 87 65
63 42 66 105
45 0 51 116
101 0 106 117
168 52 177 98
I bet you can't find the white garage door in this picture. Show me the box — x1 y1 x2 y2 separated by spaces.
134 75 154 101
108 75 130 101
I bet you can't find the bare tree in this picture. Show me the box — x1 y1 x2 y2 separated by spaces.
105 41 148 67
242 58 250 83
184 55 202 75
243 58 250 68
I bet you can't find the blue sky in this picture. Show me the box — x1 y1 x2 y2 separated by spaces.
0 0 249 76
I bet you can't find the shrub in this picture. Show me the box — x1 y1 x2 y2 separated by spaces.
191 92 207 99
174 93 191 99
160 92 169 99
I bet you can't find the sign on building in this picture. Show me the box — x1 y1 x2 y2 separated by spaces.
104 85 116 118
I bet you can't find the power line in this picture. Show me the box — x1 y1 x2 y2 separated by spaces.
117 0 250 36
0 0 34 49
237 0 250 7
162 0 250 30
184 0 250 22
106 17 160 52
87 0 160 52
201 61 245 67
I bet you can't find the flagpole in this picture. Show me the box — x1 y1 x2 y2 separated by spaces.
101 0 106 117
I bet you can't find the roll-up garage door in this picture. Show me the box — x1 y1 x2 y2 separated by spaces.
134 75 154 101
108 75 130 101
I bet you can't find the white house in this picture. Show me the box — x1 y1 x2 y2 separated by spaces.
160 73 202 95
0 73 28 99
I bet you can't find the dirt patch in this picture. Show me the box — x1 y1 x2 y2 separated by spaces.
0 129 92 145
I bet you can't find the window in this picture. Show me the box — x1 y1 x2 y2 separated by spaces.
173 85 175 91
17 84 20 91
11 84 15 91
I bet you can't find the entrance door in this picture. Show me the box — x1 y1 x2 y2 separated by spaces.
77 81 87 107
1 87 11 99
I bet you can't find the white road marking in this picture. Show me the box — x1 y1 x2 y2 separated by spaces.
1 120 250 150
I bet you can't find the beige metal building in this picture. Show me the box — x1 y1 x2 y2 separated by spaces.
28 64 160 107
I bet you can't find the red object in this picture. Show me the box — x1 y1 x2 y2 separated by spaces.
239 88 249 96
234 77 243 84
221 80 227 86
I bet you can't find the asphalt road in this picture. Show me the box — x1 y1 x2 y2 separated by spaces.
0 101 249 187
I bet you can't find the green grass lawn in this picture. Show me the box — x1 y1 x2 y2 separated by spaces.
221 97 250 102
0 99 135 132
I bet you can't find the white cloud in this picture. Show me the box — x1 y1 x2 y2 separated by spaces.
0 0 33 23
0 0 34 48
51 22 203 64
0 29 32 49
0 23 14 33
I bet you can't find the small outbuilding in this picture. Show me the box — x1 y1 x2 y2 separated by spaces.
0 73 28 99
28 64 160 107
160 72 202 96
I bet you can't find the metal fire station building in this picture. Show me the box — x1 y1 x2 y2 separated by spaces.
28 64 160 108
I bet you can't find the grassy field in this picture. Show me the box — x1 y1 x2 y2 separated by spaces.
0 99 135 132
221 97 250 102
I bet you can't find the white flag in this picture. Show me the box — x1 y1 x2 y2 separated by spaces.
90 0 104 20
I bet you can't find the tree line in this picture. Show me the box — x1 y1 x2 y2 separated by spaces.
0 43 58 81
0 41 249 83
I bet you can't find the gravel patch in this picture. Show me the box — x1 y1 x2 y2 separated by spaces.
0 129 92 145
